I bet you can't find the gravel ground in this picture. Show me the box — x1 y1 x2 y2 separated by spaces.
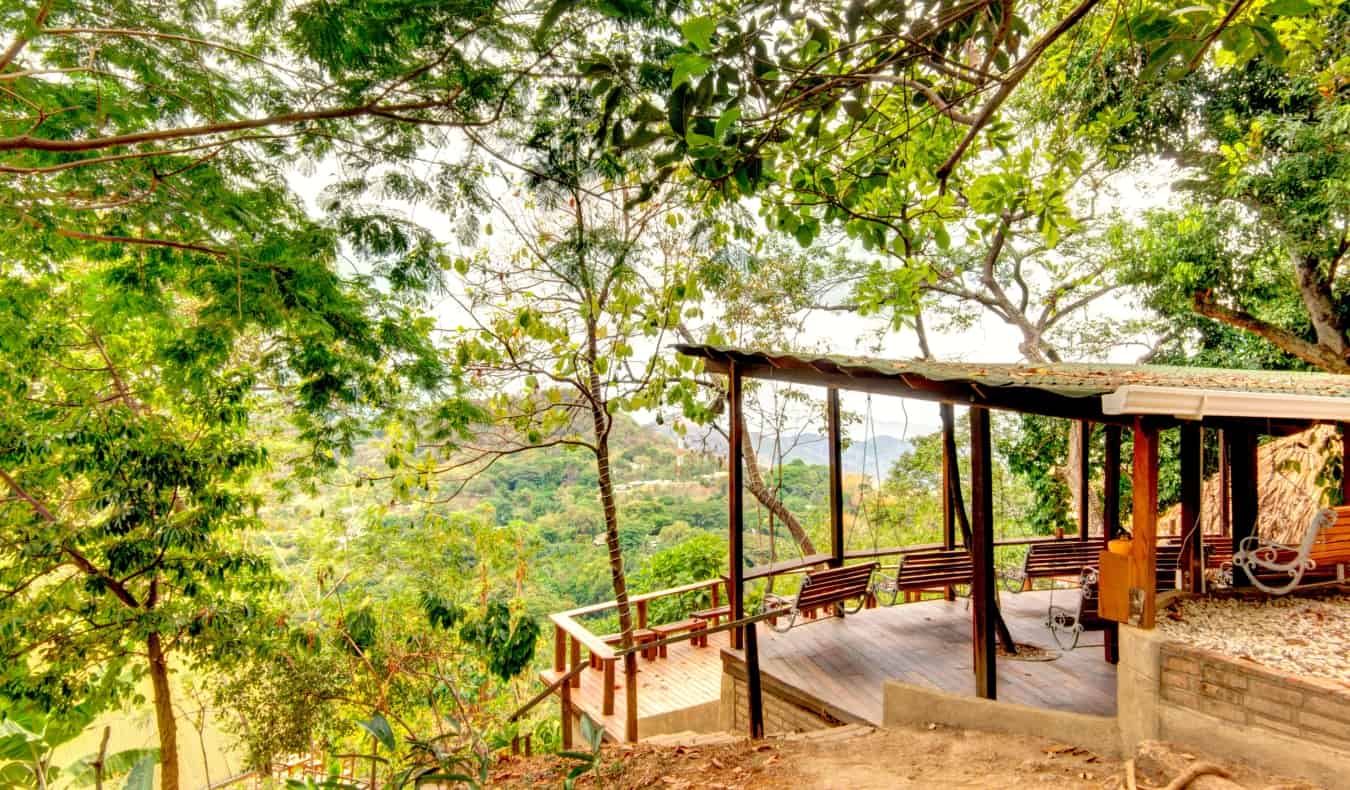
1158 593 1350 687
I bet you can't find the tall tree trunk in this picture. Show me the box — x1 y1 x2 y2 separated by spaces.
1065 426 1104 536
146 631 179 790
740 416 818 556
1293 251 1349 365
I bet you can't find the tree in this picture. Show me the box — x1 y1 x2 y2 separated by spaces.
1067 2 1347 372
0 196 448 790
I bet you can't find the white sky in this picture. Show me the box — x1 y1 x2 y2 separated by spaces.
292 136 1181 443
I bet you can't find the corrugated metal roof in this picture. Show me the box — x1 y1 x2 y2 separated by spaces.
675 344 1350 400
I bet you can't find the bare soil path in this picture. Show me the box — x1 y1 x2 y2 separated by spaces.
491 725 1322 789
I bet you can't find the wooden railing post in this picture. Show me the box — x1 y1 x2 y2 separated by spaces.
636 599 647 630
560 677 573 750
553 624 566 673
602 658 616 715
569 637 581 689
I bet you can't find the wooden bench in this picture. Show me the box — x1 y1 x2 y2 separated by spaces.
650 618 708 657
1233 506 1350 593
1018 538 1107 589
762 563 878 632
874 548 972 605
691 605 731 627
588 628 659 669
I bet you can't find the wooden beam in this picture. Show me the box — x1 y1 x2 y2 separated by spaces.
1129 419 1159 629
1227 428 1259 587
1077 420 1092 541
827 388 844 569
728 361 745 650
1218 429 1231 536
969 406 997 699
1103 425 1122 539
1342 424 1350 505
1180 424 1203 593
940 403 956 600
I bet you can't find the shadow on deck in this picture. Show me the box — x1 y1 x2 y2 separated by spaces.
546 589 1115 741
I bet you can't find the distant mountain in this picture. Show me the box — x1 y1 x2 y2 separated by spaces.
656 424 909 478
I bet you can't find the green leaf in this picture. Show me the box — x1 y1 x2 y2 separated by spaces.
357 714 397 753
714 107 741 140
1263 0 1313 16
680 16 717 51
670 53 711 89
122 753 158 790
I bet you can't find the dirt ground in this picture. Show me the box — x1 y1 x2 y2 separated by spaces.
490 725 1324 789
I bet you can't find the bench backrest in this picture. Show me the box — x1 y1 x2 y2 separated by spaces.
1312 507 1350 564
794 563 877 611
896 549 973 589
1023 539 1106 578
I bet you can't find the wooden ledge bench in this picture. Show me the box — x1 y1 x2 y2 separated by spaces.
874 548 972 605
762 562 878 632
691 605 731 627
650 618 708 657
588 628 659 669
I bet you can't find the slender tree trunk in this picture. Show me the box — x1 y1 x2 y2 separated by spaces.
146 631 179 790
740 417 818 556
1065 426 1104 536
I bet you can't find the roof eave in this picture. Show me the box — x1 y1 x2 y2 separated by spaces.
1102 385 1350 423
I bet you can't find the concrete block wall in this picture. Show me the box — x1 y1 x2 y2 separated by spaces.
721 673 833 735
1158 642 1350 753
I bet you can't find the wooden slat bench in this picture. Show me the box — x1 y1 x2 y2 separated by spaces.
1018 539 1107 589
762 563 878 632
650 618 708 657
1234 506 1350 593
691 605 731 627
874 548 973 605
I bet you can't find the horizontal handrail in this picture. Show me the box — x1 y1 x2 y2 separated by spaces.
550 613 616 660
559 577 726 619
509 660 588 722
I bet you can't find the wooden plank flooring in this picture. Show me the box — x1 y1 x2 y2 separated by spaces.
547 589 1115 740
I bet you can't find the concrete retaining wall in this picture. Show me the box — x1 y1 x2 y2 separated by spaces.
719 651 848 735
882 681 1122 757
1117 624 1350 789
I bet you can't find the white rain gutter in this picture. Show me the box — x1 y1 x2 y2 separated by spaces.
1101 385 1350 422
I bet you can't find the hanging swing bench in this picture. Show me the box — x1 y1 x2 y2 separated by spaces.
760 562 879 632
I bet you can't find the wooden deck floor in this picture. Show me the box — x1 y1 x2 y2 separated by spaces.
738 589 1116 726
547 589 1115 740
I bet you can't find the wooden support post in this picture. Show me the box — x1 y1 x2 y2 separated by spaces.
1077 420 1092 540
969 406 997 700
1342 424 1350 505
602 659 615 715
1129 420 1159 629
1180 424 1203 592
1103 425 1122 539
569 637 581 689
636 600 648 630
728 361 746 650
1218 429 1231 537
1227 428 1259 587
941 403 957 600
827 388 845 569
745 620 765 739
624 651 638 742
553 625 566 673
560 675 573 750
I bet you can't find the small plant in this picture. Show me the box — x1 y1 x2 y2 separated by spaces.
0 705 159 790
559 714 606 789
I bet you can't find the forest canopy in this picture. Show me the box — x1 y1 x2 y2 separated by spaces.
0 0 1345 787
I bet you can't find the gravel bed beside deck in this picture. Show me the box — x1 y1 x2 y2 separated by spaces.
1157 593 1350 687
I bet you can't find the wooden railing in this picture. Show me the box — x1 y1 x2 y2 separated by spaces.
549 577 727 742
543 536 1070 744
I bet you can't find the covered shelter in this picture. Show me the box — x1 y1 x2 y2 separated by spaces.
675 344 1350 735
